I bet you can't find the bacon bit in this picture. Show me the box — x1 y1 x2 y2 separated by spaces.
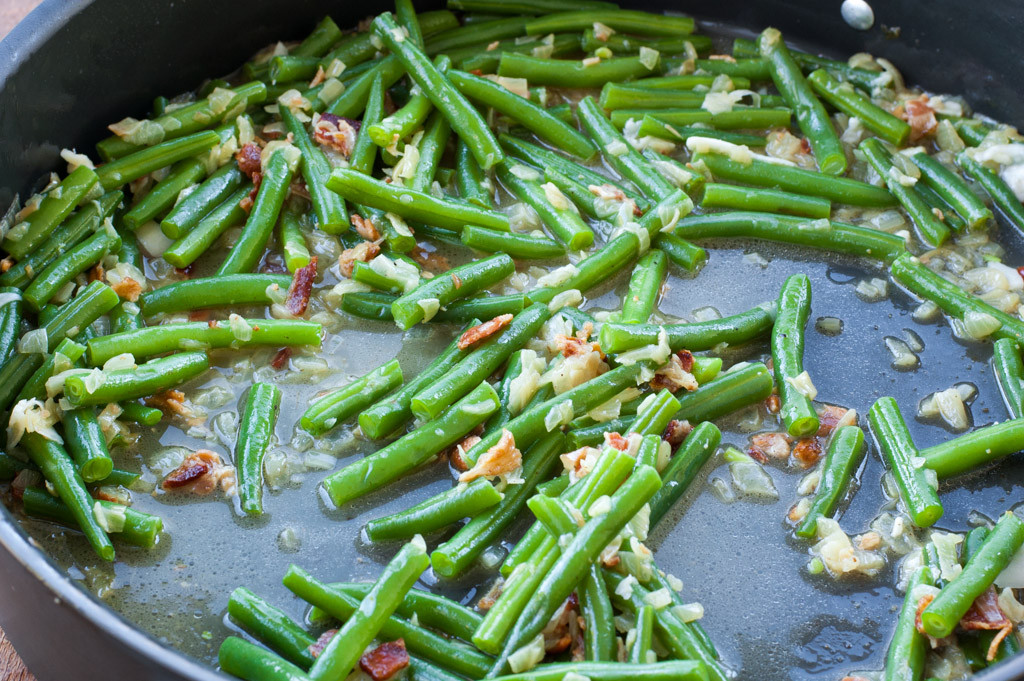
662 419 692 446
206 318 218 328
792 438 823 468
449 434 480 472
651 353 698 393
91 487 126 504
915 594 935 634
451 273 463 289
962 587 1012 631
360 640 409 681
571 615 586 662
161 450 235 494
602 553 620 568
239 178 260 213
351 213 380 241
708 54 737 62
271 347 292 370
145 390 192 418
410 246 450 273
88 263 104 282
339 241 380 277
1018 265 1024 281
676 349 694 372
542 593 578 654
313 112 358 156
112 277 142 302
604 432 629 451
307 629 336 659
459 429 521 482
235 143 263 179
841 677 873 681
176 264 196 279
309 65 327 88
555 333 604 359
816 404 850 436
0 257 12 273
477 578 504 611
898 96 938 142
856 531 881 551
285 256 317 316
749 432 792 461
458 314 513 350
469 68 484 76
766 394 781 414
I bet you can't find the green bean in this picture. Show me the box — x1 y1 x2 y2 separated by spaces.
917 184 969 233
674 210 906 263
296 539 429 681
732 37 881 88
410 110 452 193
162 185 251 268
583 28 711 56
890 252 1024 345
993 339 1024 419
604 570 726 681
538 167 611 221
600 302 775 355
448 0 616 12
492 465 662 674
20 433 113 561
412 304 549 419
527 191 691 305
674 362 774 421
276 210 310 273
23 227 121 311
497 161 594 250
96 81 266 161
107 230 144 334
119 401 162 426
123 159 206 231
236 383 281 515
139 274 292 316
629 604 656 664
0 281 119 411
497 53 660 89
425 16 529 55
280 107 349 234
795 426 865 537
321 382 498 506
218 149 296 275
954 119 992 147
227 587 315 669
218 636 311 681
920 418 1024 478
635 115 766 146
86 318 321 365
649 421 722 527
456 138 494 208
772 274 818 437
884 565 933 681
16 338 86 401
859 138 949 246
453 34 580 75
921 512 1024 637
911 151 992 228
22 486 162 549
323 57 405 117
449 69 596 160
806 69 909 145
692 151 892 206
365 477 501 542
640 149 704 194
391 253 514 329
301 359 403 436
959 152 1024 233
374 13 504 169
462 362 648 467
526 10 694 36
579 564 617 662
764 29 847 172
638 74 752 90
2 166 100 259
368 55 451 148
1 191 121 289
600 83 744 111
62 408 114 483
346 74 385 175
431 432 565 578
63 352 209 407
96 131 221 191
491 661 707 681
654 232 707 273
578 97 674 200
460 224 564 260
394 0 425 48
628 390 682 439
326 167 509 232
609 107 792 130
617 250 666 324
867 396 943 528
701 183 830 219
0 288 22 367
480 449 636 648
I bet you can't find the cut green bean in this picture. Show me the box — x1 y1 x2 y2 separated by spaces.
636 115 766 147
911 151 993 228
884 565 933 681
583 29 711 56
795 425 865 537
280 106 349 234
701 183 831 219
617 250 667 324
123 158 206 231
236 382 282 515
609 107 792 131
227 587 315 669
365 478 501 542
302 359 403 436
139 274 292 316
63 352 210 407
16 338 86 401
655 232 708 273
629 604 656 664
649 421 722 527
22 486 162 549
525 10 694 37
461 224 564 260
410 110 453 192
601 302 775 354
62 408 114 483
277 209 311 272
959 151 1024 233
773 273 818 437
497 161 594 250
23 226 121 311
580 563 617 662
993 338 1024 419
96 131 221 191
218 637 311 681
2 166 99 259
499 53 660 89
807 69 909 146
456 138 494 208
162 185 251 268
119 401 162 426
867 396 943 528
921 418 1024 478
368 55 450 148
391 253 514 329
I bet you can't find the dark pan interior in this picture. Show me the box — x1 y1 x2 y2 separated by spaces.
1 1 1024 680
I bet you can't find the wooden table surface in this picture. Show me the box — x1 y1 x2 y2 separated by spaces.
0 2 45 676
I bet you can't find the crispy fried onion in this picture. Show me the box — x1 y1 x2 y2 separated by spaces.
459 429 522 483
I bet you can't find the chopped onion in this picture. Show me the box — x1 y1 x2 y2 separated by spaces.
962 309 1002 339
729 461 778 499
